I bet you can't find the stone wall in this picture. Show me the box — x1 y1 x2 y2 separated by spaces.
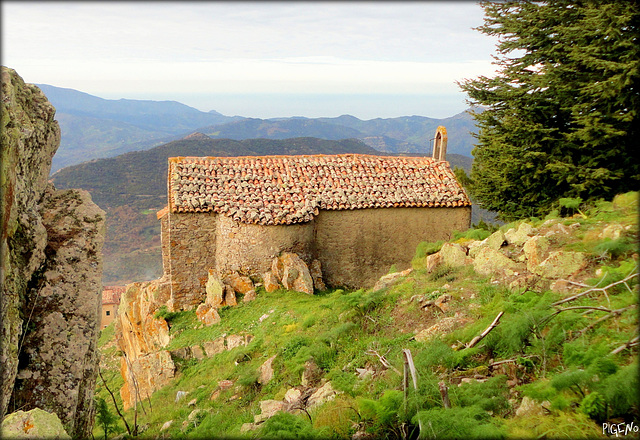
315 207 471 288
214 214 315 278
164 211 217 311
161 205 471 295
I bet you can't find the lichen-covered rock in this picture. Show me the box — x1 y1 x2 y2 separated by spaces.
532 251 587 279
254 400 286 423
414 315 472 342
262 271 281 292
115 281 170 360
425 251 443 273
505 222 537 246
257 355 277 385
307 381 341 408
372 268 413 291
472 247 519 278
10 186 105 438
440 242 471 267
1 67 105 437
1 67 61 420
115 280 173 410
310 259 326 291
196 303 221 326
224 271 255 295
119 350 175 411
523 236 550 272
205 270 225 307
1 408 71 439
279 252 314 294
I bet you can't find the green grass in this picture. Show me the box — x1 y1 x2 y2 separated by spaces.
95 192 639 439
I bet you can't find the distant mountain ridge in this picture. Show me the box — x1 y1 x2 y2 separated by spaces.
37 84 480 172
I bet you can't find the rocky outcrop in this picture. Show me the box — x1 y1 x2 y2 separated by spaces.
1 67 105 438
114 280 173 410
424 221 590 291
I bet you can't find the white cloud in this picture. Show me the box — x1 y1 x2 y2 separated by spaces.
1 1 498 117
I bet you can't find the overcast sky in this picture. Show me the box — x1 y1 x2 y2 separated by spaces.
2 1 499 119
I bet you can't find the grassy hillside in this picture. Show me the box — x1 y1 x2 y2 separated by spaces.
95 192 638 440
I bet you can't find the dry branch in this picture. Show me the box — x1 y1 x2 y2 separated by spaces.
551 272 638 307
610 335 640 355
98 367 132 435
576 304 637 336
366 349 401 375
466 311 504 349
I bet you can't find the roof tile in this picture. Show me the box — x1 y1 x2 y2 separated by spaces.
168 154 470 225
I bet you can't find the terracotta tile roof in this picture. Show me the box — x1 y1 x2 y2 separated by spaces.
102 286 125 305
168 154 471 225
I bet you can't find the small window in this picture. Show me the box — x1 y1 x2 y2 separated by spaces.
106 310 111 316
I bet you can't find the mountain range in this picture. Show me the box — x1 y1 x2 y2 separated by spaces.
37 84 481 172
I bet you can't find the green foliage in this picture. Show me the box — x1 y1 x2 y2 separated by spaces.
94 396 119 440
458 1 640 220
453 376 511 416
453 228 491 242
593 238 636 260
414 405 505 440
414 241 444 260
259 412 320 439
580 392 606 422
153 305 180 322
357 390 407 437
601 362 639 418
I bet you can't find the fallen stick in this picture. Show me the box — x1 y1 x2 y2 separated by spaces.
551 272 637 307
576 305 636 336
466 311 504 349
365 349 401 375
610 335 639 355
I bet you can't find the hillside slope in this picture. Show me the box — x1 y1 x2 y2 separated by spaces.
95 192 638 439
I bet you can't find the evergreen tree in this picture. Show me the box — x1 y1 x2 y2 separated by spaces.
459 0 639 220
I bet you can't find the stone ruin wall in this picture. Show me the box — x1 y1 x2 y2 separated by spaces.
163 211 217 310
160 205 472 306
214 214 316 279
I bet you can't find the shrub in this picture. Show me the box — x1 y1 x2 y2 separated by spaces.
259 412 321 439
413 405 505 439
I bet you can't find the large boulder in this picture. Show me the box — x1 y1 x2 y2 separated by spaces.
505 223 537 246
472 247 519 278
119 350 175 411
1 67 105 438
277 253 314 295
523 236 550 272
532 251 587 279
115 280 174 410
372 268 413 291
440 243 471 267
1 408 71 439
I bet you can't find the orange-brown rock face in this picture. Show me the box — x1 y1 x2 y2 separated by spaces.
114 280 174 410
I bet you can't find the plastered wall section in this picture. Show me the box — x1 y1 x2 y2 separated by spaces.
214 214 316 278
314 207 471 289
165 211 217 310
